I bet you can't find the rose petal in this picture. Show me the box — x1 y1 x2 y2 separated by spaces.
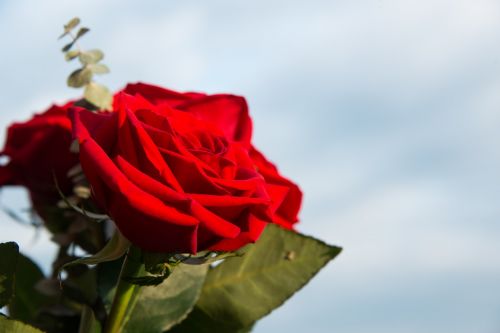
115 155 189 207
79 138 200 253
190 201 240 238
123 82 205 108
251 147 302 223
190 193 270 222
209 214 267 251
114 104 183 192
71 107 117 151
179 94 252 146
159 148 230 195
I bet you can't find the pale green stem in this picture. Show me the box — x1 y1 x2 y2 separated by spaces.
103 246 143 333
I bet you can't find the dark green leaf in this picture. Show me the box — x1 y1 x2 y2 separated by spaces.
0 316 44 333
235 324 254 333
8 254 47 323
62 267 98 305
67 68 92 88
34 278 61 297
79 50 104 65
142 252 238 273
84 82 112 110
88 64 109 75
61 42 75 52
0 242 19 307
77 305 101 333
122 274 169 287
96 258 123 310
122 264 208 333
72 98 99 111
65 50 80 61
142 252 173 274
169 224 342 333
75 27 90 40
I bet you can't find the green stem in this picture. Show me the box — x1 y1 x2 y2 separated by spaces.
104 246 143 333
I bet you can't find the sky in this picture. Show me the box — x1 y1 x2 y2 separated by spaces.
1 0 500 332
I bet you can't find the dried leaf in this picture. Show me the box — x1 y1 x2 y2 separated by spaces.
65 50 80 61
65 17 80 31
84 82 112 109
59 17 80 39
73 185 91 199
67 68 92 88
79 49 104 65
88 63 110 74
75 27 90 40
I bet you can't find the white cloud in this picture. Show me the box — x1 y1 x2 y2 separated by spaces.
318 180 500 276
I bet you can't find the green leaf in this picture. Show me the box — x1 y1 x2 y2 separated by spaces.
122 274 169 287
63 230 130 268
122 264 208 333
76 27 90 39
235 325 254 333
0 242 19 307
8 254 47 323
88 64 110 75
84 82 112 110
65 17 81 30
169 224 342 333
97 258 123 310
61 42 75 52
67 68 92 88
0 316 44 333
59 17 80 39
142 252 174 274
63 267 98 305
79 50 104 65
77 305 101 333
65 50 80 61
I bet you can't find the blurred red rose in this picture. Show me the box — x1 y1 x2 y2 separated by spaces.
0 102 79 216
71 83 302 253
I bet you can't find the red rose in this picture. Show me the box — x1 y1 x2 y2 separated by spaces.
71 83 302 253
124 83 302 225
249 147 302 228
0 102 79 214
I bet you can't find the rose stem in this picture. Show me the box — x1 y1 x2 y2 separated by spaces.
103 245 143 333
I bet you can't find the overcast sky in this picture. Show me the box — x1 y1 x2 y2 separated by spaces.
1 1 500 332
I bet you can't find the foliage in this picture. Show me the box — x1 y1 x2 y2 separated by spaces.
168 225 341 333
59 17 112 110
